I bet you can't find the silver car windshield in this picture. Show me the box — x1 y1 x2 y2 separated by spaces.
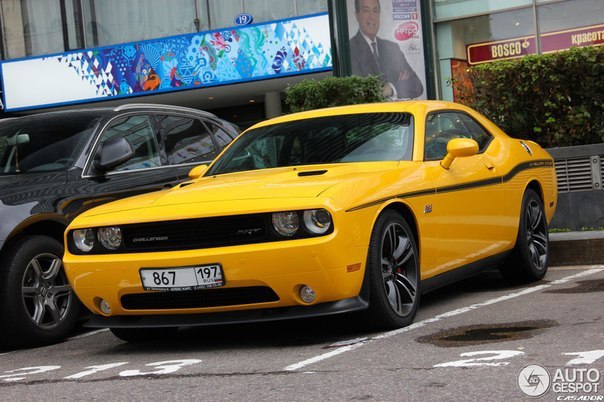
208 112 413 175
0 114 101 175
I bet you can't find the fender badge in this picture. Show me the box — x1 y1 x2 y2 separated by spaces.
424 204 433 214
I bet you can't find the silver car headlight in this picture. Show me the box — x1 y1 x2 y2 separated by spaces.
303 209 332 235
272 212 300 237
73 229 95 252
97 227 122 250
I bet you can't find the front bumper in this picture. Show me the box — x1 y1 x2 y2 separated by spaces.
84 296 368 328
64 232 370 319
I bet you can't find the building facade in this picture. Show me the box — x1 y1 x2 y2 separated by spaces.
0 0 602 126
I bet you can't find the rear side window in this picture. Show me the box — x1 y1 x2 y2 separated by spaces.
0 114 100 174
157 115 218 165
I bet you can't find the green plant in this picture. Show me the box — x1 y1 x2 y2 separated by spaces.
284 75 384 113
455 46 604 148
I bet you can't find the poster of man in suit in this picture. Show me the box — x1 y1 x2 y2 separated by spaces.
348 0 426 99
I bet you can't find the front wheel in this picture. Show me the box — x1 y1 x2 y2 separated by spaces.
365 210 420 329
0 235 79 348
501 189 549 282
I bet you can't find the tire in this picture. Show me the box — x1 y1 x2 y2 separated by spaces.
500 189 549 282
110 327 178 343
365 210 420 329
0 235 79 348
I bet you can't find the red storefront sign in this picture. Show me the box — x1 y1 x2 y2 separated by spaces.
466 23 604 65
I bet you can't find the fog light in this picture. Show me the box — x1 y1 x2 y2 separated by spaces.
99 299 111 314
300 285 316 303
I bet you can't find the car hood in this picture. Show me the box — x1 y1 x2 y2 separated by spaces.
76 162 411 224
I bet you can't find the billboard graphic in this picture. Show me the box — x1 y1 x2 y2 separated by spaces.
0 13 332 112
347 0 426 100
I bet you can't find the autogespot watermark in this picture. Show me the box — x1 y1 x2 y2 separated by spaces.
518 364 602 400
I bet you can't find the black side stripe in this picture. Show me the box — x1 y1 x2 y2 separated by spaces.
346 159 553 212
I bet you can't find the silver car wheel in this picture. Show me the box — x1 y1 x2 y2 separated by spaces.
21 252 74 330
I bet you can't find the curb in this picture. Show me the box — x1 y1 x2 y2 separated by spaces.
549 231 604 266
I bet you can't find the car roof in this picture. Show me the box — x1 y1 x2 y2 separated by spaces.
2 103 219 122
249 100 471 130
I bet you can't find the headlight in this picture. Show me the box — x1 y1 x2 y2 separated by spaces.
303 209 332 235
272 212 299 237
73 229 95 252
97 226 122 250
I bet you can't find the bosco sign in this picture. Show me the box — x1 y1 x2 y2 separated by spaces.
467 37 535 65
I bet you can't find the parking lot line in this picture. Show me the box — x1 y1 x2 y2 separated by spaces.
284 266 604 372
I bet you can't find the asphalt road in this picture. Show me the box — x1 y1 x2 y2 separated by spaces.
1 265 603 401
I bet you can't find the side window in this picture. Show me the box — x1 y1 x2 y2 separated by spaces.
158 115 217 165
98 114 160 171
455 113 492 152
425 112 494 160
208 122 236 148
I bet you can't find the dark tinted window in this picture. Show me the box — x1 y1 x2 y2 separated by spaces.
97 114 161 172
158 115 217 165
0 113 101 174
209 113 413 175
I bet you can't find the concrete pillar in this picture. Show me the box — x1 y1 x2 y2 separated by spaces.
1 0 26 58
264 91 282 119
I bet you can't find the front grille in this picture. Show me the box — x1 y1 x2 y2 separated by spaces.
122 214 269 252
121 286 279 310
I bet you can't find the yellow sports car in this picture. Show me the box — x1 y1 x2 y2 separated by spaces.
63 101 557 342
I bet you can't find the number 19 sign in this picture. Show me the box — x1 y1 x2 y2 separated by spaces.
234 13 253 26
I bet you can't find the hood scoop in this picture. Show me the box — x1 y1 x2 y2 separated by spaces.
298 170 328 177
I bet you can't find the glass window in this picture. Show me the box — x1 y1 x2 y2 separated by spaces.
436 8 535 60
425 112 492 160
209 113 413 175
208 123 236 148
435 0 532 21
82 0 198 47
98 115 160 171
22 0 64 56
208 0 243 29
158 115 217 165
0 114 101 174
537 0 604 33
295 0 328 15
243 0 296 24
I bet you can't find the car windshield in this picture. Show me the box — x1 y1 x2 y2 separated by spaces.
0 113 102 175
208 112 413 175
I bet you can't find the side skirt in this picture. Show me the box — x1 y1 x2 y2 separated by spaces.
421 251 510 294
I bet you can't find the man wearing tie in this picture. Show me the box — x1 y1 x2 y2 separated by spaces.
349 0 424 99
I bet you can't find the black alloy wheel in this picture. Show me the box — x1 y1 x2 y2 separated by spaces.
501 189 549 282
366 210 420 329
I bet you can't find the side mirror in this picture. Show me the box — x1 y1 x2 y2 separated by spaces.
95 137 134 172
188 164 208 179
440 138 479 170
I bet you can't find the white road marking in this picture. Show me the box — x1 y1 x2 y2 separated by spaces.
67 328 109 340
284 267 604 372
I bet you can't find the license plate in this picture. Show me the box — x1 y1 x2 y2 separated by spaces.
140 264 224 291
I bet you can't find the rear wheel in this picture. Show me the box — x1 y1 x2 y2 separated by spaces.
501 189 549 282
110 327 178 343
365 210 420 329
0 235 79 348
